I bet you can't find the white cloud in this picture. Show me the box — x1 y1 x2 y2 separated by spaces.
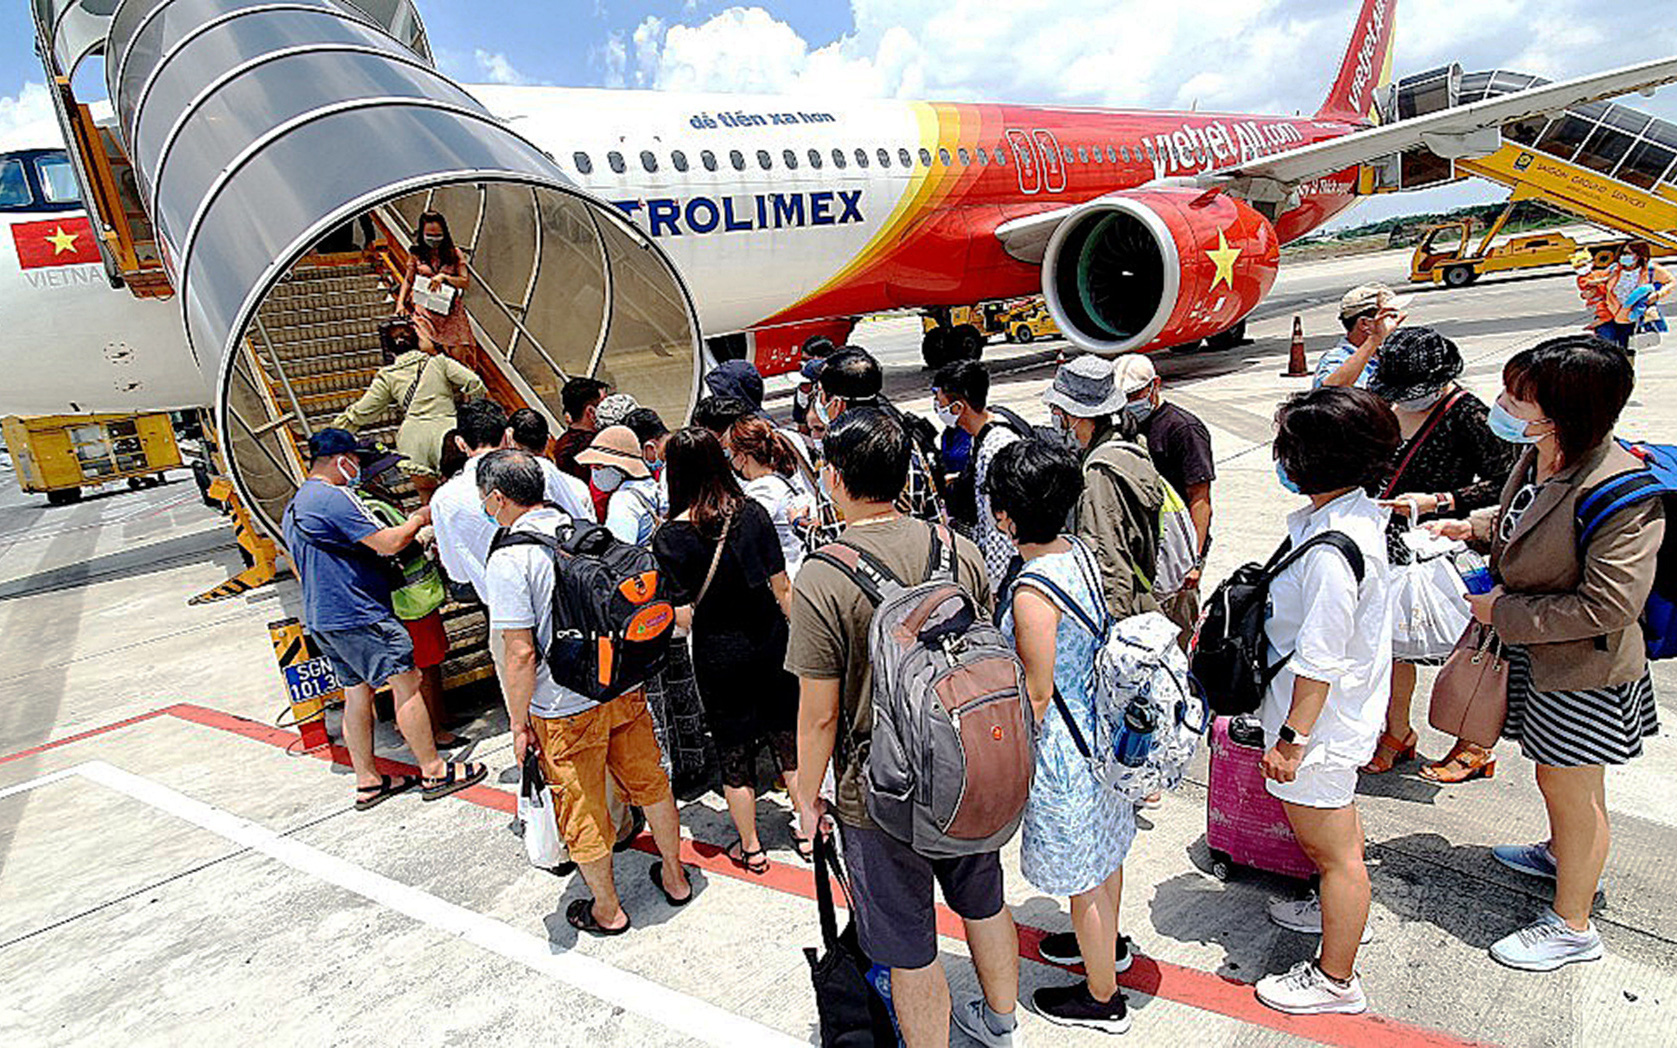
0 81 63 152
474 49 539 86
598 1 1677 124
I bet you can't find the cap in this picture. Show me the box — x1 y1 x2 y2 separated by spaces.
1042 356 1128 418
575 425 652 479
308 428 405 474
594 393 641 429
1338 282 1411 321
1366 326 1463 404
1113 353 1157 395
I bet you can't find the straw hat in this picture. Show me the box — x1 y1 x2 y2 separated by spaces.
575 425 651 478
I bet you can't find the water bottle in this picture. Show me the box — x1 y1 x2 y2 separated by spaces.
865 964 906 1046
1114 696 1158 768
1451 549 1495 595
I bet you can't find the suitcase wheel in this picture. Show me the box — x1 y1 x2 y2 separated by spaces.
1209 849 1233 882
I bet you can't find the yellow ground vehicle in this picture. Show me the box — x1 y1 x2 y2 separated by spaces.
920 298 1062 366
1409 203 1626 288
3 413 183 505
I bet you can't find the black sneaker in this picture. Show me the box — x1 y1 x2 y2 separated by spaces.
1037 932 1135 972
1033 981 1131 1034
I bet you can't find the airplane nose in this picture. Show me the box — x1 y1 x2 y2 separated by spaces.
86 0 701 535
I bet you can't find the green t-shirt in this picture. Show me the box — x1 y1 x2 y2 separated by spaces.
785 515 990 829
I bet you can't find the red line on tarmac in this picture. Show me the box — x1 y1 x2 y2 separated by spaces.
0 708 171 766
2 702 1490 1048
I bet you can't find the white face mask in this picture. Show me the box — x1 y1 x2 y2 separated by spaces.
933 400 961 429
1621 254 1638 268
1395 389 1445 413
591 465 625 492
424 233 445 247
814 394 836 427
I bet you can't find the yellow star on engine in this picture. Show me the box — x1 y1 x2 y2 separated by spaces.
45 225 80 255
1206 230 1240 290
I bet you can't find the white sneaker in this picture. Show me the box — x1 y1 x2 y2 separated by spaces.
1267 895 1374 944
1255 960 1367 1015
952 997 1025 1047
1489 911 1604 972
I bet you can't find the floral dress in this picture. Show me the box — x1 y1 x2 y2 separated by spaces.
409 254 472 349
1002 539 1136 896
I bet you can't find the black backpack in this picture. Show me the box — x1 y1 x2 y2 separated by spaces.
1190 532 1364 716
947 405 1036 528
489 522 675 703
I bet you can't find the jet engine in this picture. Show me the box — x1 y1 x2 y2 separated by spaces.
1041 188 1280 355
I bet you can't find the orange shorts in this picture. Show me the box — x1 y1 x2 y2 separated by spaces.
529 691 671 864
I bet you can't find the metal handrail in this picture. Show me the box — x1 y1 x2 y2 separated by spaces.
252 315 314 440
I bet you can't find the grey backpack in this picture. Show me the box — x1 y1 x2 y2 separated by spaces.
809 524 1034 859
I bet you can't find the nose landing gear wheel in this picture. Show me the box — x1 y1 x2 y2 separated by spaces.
953 323 985 361
921 327 951 369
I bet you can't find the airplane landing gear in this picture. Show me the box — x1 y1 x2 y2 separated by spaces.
922 326 951 369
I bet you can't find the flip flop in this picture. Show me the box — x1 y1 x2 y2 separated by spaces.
650 862 695 907
792 834 815 863
354 773 418 811
421 761 487 801
566 898 630 937
725 839 770 874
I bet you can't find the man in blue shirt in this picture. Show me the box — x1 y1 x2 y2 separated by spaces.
282 429 485 810
1314 283 1407 390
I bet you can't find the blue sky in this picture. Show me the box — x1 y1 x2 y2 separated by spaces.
4 1 1675 227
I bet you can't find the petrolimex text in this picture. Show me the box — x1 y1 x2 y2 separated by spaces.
611 191 865 237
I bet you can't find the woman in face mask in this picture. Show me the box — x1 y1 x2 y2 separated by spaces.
1599 240 1672 351
1361 327 1518 781
332 317 486 503
1429 336 1660 974
577 424 662 546
399 210 473 357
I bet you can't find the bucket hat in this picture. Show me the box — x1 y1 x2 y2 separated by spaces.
1043 355 1128 417
1367 326 1463 404
576 425 652 479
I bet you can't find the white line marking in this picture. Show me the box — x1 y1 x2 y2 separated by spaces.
0 766 82 801
39 762 803 1048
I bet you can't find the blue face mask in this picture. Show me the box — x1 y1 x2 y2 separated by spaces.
1123 398 1155 423
1275 459 1302 494
1487 401 1541 444
338 456 362 489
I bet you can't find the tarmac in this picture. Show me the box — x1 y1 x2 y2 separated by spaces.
2 245 1674 1047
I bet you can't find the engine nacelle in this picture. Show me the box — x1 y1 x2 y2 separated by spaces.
1042 189 1280 355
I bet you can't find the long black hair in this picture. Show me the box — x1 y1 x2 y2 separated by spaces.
411 210 460 269
664 426 744 540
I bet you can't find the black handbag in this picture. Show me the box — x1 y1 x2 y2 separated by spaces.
806 833 897 1047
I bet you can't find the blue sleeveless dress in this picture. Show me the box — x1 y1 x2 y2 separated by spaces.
1002 539 1137 896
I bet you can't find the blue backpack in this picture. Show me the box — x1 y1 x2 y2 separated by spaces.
1576 441 1677 659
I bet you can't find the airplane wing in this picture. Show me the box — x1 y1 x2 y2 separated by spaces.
1205 55 1677 191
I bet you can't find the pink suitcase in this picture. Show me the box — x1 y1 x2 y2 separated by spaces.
1205 715 1316 881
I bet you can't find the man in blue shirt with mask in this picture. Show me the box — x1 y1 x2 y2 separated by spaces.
282 428 486 810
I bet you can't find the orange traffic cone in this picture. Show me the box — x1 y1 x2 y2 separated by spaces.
1282 315 1308 378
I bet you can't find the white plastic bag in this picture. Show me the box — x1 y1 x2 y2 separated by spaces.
517 749 565 869
1391 525 1471 662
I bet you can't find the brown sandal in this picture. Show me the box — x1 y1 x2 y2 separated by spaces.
1361 729 1417 774
1418 742 1496 783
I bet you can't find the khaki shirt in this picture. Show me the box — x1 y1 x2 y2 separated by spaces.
334 350 485 476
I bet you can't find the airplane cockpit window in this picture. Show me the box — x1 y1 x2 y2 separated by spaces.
36 155 78 202
901 148 915 167
701 150 719 171
806 148 821 168
833 149 847 169
937 147 951 166
957 148 970 165
757 149 773 170
854 148 869 168
672 150 690 172
572 151 594 174
783 149 800 169
608 151 626 174
0 159 28 208
878 148 892 167
640 150 659 173
730 149 746 171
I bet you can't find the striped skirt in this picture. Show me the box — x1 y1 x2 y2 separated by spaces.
1504 646 1659 767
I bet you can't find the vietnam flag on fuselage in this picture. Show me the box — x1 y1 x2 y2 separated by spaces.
11 216 100 269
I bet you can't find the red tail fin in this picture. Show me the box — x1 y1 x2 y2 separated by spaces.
1318 0 1398 123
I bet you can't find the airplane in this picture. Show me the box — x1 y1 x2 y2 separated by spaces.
7 0 1677 427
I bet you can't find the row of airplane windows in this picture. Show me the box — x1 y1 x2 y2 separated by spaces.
572 137 1197 178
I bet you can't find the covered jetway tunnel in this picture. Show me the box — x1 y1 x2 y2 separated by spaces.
34 0 702 536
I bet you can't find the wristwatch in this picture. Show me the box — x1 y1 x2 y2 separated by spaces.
1278 725 1310 746
1436 491 1456 513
